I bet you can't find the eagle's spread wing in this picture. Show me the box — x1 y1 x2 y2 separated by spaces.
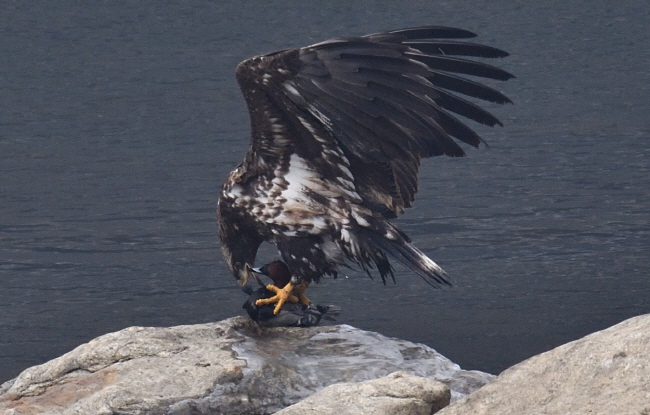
235 26 513 219
221 26 513 289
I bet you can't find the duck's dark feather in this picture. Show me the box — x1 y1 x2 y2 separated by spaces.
218 26 513 287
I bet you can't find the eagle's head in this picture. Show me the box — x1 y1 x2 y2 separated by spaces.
219 233 262 289
217 198 264 290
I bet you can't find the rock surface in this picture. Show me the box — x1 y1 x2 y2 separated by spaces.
437 314 650 415
0 317 491 415
276 371 451 415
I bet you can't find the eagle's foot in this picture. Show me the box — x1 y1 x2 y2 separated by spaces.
293 282 310 305
255 282 299 314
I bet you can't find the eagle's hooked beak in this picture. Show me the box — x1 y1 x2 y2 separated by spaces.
237 264 265 293
237 263 253 289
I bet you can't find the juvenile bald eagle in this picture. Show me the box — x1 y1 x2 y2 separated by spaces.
218 26 513 313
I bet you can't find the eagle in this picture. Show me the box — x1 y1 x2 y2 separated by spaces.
218 26 513 314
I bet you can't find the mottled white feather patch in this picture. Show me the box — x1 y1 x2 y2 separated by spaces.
351 209 370 227
282 154 318 205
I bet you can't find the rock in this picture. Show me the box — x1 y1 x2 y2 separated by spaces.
276 371 451 415
0 317 491 415
0 320 248 415
437 314 650 415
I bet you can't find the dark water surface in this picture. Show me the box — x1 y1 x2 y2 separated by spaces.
2 1 649 382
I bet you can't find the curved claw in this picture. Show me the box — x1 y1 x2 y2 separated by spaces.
293 282 310 305
255 282 299 314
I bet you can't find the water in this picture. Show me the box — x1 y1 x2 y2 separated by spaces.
1 1 649 383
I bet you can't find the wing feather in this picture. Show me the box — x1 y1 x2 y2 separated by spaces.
407 52 515 81
404 40 510 58
428 70 513 104
373 26 479 40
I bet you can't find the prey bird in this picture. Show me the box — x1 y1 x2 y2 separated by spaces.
218 26 513 313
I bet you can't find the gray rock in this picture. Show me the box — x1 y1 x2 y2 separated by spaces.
0 320 248 415
276 371 451 415
0 317 491 415
438 313 650 415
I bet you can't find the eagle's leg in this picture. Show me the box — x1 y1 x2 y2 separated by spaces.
255 282 300 314
293 282 310 305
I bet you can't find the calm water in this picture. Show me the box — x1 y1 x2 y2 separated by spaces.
1 1 649 382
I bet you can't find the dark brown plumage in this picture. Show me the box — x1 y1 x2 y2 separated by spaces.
217 26 513 297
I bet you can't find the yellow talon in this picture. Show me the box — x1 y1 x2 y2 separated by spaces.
293 282 310 305
250 262 312 314
255 282 299 314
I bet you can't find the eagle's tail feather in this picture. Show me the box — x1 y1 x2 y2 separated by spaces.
358 227 451 288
